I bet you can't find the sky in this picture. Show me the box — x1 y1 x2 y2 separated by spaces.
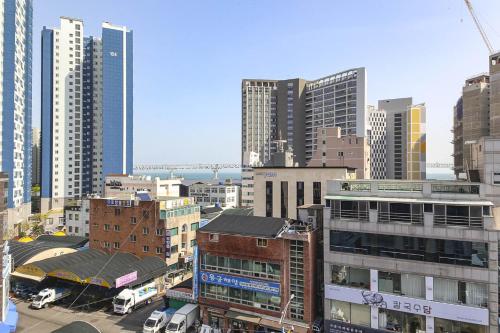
32 0 500 164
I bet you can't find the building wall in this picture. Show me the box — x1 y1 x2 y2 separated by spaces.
307 127 370 179
253 167 355 219
1 0 32 230
31 128 40 186
305 68 367 163
197 229 317 329
90 38 103 194
368 107 387 179
188 182 239 208
406 104 426 180
104 174 181 199
102 23 133 178
489 53 500 136
65 199 90 237
453 97 464 177
89 198 199 268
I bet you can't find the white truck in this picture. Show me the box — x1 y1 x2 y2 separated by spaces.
31 288 71 309
165 304 199 333
143 307 177 333
113 281 158 314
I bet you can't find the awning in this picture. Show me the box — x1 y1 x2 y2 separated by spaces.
225 310 261 324
11 271 44 282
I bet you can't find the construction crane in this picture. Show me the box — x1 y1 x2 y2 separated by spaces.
463 0 494 54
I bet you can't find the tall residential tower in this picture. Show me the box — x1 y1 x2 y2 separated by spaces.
41 18 133 211
0 0 33 233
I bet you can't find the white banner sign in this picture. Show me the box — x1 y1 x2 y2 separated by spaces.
325 284 488 326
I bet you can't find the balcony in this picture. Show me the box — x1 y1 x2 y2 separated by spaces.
433 204 483 228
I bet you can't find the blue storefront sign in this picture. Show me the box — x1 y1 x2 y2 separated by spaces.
200 271 280 296
193 245 199 300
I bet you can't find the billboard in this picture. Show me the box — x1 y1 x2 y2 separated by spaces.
193 245 199 300
116 271 138 288
200 270 280 296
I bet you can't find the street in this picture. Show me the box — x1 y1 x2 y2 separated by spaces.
15 297 164 333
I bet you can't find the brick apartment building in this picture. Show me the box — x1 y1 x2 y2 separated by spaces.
89 195 200 274
196 214 317 333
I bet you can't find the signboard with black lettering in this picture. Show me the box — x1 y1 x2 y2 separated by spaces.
106 199 133 207
164 229 171 259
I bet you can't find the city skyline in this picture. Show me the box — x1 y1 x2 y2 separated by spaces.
30 0 500 165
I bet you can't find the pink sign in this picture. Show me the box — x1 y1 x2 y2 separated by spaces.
115 271 138 288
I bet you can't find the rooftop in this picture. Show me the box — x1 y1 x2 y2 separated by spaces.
199 214 286 238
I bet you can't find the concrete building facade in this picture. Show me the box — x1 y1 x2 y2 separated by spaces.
368 106 387 179
1 0 33 234
64 198 90 237
307 127 370 179
253 167 356 220
197 215 317 333
188 181 239 208
104 174 181 199
489 52 500 137
323 179 496 332
31 128 40 186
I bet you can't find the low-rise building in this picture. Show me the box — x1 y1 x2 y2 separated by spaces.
64 199 90 237
196 214 317 333
323 179 497 332
253 167 356 219
188 181 239 208
89 195 200 279
104 174 181 199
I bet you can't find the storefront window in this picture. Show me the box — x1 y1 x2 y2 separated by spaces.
434 278 488 307
330 300 370 327
435 318 486 333
208 313 224 330
378 309 425 332
231 320 249 333
201 283 280 311
379 271 425 299
331 265 370 289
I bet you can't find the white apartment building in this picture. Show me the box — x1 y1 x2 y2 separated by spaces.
324 179 497 332
188 181 239 208
64 199 90 237
104 174 181 199
368 106 387 179
241 151 260 208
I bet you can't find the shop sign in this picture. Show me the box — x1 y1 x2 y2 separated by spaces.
106 199 133 207
200 271 280 296
325 320 383 333
193 245 199 300
166 289 194 301
325 284 488 326
115 271 137 288
164 230 171 259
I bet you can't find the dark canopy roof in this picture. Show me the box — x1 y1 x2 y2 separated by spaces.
199 214 286 238
9 235 88 268
25 249 168 288
52 321 101 333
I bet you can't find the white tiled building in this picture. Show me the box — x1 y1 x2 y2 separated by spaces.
64 198 90 237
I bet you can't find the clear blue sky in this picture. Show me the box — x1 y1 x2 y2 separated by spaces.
32 0 500 164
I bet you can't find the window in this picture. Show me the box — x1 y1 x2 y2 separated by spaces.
143 210 150 218
170 227 179 236
434 278 487 307
190 239 197 247
103 241 110 248
156 247 163 254
209 233 219 242
143 245 149 252
331 265 370 290
265 181 273 217
113 242 120 249
191 222 199 231
75 227 79 233
114 225 120 232
330 230 489 268
171 245 178 254
257 238 268 247
379 309 425 332
329 300 370 327
130 234 136 242
68 226 73 232
104 224 110 231
296 182 304 207
378 271 425 298
130 217 137 224
435 318 486 333
280 181 288 218
181 224 188 232
156 229 163 236
143 227 149 235
313 182 321 205
182 242 186 249
114 208 120 216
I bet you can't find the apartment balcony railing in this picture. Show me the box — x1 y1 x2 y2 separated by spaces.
331 208 369 222
378 212 423 225
434 214 483 228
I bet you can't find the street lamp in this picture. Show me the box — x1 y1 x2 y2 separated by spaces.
279 294 295 333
